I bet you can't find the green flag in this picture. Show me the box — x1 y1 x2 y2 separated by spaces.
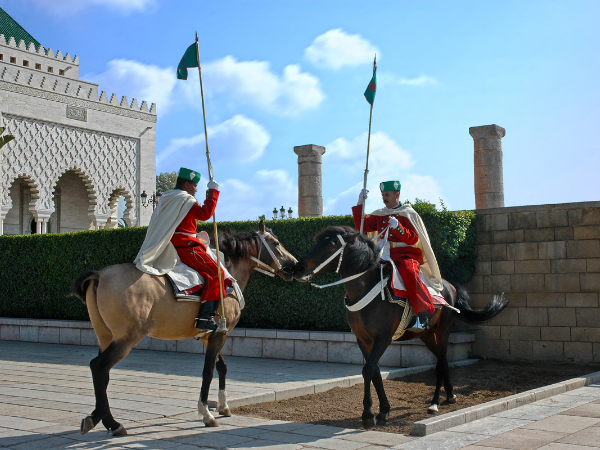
177 40 199 80
364 59 377 106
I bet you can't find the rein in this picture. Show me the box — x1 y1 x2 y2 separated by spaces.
301 227 389 290
250 232 282 277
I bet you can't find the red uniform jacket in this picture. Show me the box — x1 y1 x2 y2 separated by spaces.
170 189 228 301
351 205 423 263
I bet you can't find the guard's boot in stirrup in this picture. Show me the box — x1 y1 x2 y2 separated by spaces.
407 310 430 332
196 301 219 332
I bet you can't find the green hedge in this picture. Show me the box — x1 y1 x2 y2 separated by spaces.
0 202 476 331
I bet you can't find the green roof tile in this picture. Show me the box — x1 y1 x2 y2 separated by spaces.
0 7 42 51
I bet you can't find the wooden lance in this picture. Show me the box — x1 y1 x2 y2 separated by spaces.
195 33 227 333
359 55 376 234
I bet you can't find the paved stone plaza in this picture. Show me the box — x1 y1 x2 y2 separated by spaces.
1 341 600 450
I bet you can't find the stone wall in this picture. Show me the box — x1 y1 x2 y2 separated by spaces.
468 201 600 363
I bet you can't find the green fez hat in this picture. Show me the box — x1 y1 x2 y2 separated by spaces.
380 180 401 193
177 167 201 184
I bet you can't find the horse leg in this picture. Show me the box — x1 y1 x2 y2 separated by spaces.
198 332 228 426
81 340 133 436
358 338 390 429
420 334 444 414
372 365 391 425
215 352 231 417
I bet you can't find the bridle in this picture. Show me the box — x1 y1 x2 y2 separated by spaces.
299 227 390 289
250 232 284 277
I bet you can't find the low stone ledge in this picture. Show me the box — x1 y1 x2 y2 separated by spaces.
0 318 475 366
410 370 600 436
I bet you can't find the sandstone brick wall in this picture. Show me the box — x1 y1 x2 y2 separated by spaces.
468 201 600 363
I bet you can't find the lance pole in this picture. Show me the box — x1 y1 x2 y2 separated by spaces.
195 32 227 333
359 55 376 234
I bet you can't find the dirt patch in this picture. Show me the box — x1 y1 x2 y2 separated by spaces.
233 360 600 435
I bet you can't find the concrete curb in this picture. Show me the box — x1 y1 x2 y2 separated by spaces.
221 359 479 409
410 369 600 436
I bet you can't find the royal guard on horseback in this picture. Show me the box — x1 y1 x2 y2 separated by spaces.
353 180 445 331
134 167 232 332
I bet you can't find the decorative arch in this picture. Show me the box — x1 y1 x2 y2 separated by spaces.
50 166 98 215
2 172 41 210
106 186 134 228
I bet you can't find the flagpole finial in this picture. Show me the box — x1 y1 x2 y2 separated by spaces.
195 31 198 42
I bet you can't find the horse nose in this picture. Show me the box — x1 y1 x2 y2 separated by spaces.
293 264 306 278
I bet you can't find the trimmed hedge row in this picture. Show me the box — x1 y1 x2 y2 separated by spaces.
0 203 476 331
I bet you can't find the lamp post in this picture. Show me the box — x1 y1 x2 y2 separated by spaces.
287 207 293 219
272 207 278 220
279 206 285 219
141 191 162 210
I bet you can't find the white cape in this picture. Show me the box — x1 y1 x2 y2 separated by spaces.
134 189 197 275
368 204 443 295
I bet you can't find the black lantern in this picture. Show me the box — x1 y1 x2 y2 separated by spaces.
141 191 162 210
272 207 278 220
279 206 285 219
287 207 293 219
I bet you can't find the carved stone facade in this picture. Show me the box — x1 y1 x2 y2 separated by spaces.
0 31 156 234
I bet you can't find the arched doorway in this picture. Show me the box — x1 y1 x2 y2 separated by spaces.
3 176 40 235
53 170 95 232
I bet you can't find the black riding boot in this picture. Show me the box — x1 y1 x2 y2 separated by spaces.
196 301 219 332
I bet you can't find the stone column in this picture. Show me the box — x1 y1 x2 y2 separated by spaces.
469 124 505 209
31 209 52 234
294 144 326 217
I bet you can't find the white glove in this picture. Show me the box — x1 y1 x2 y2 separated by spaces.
207 180 219 190
389 216 399 229
357 189 368 205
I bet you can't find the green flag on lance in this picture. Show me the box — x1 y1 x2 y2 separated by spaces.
177 38 199 80
363 58 377 105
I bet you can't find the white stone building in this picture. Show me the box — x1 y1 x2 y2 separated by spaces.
0 9 156 235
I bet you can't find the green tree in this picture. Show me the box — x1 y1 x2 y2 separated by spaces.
0 127 15 149
156 171 177 193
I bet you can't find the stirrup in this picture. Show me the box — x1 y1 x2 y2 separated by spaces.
196 317 218 332
406 316 427 332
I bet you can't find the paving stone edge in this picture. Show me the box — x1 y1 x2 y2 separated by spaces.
410 369 600 436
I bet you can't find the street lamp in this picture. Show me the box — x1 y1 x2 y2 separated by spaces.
287 207 293 219
272 207 278 220
279 206 285 219
141 191 162 210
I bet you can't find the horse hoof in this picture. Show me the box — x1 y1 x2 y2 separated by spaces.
376 414 387 426
205 418 219 427
111 425 127 437
427 404 439 415
219 408 232 417
446 395 457 404
80 416 95 435
362 417 376 429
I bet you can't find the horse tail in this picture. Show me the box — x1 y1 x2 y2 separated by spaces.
454 284 509 324
71 271 100 305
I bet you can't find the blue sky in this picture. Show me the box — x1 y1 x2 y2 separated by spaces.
4 0 600 220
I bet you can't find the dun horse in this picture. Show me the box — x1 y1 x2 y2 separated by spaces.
294 226 508 429
71 221 296 436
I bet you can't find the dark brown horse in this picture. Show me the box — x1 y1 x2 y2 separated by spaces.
293 226 507 429
71 221 296 435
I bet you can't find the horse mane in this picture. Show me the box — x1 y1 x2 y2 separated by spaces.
216 227 277 262
315 226 380 272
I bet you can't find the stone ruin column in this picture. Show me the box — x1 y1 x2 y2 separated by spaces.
469 124 505 209
294 144 326 217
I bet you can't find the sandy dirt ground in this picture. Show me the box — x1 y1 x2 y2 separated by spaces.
233 360 600 435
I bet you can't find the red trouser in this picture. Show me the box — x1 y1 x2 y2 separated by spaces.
395 257 434 315
175 244 229 302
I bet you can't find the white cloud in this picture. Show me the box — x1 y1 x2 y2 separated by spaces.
157 115 270 166
304 29 379 70
216 169 297 221
378 72 438 87
322 133 444 215
85 59 176 113
325 131 414 172
398 75 438 86
180 56 324 116
23 0 156 14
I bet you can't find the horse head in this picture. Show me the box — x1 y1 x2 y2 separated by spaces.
293 226 371 281
254 220 297 281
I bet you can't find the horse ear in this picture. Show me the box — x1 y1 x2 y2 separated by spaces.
259 219 266 233
344 233 360 242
